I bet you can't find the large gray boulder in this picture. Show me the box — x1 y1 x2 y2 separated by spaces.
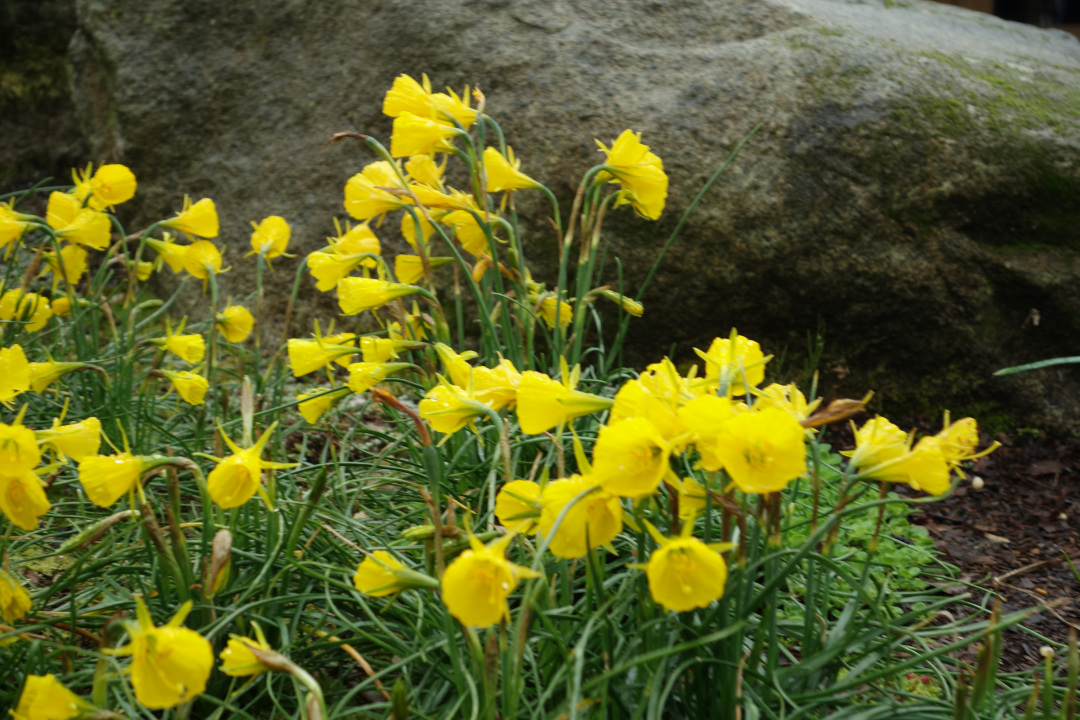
68 0 1080 431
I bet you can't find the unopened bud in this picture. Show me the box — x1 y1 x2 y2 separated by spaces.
205 529 233 598
58 510 138 553
971 476 985 490
1040 645 1055 658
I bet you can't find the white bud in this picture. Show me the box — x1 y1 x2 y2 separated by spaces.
1040 645 1055 658
971 476 985 490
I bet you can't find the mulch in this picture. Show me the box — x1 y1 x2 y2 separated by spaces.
819 423 1080 674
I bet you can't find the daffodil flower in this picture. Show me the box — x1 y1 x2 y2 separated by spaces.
354 550 439 598
204 422 297 509
635 519 731 613
161 196 219 238
440 532 538 628
538 474 622 559
11 674 93 720
0 569 31 622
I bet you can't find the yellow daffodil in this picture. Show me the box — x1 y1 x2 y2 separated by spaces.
28 361 86 393
0 290 52 333
592 418 672 498
180 240 225 280
219 621 274 677
869 436 952 495
494 479 541 534
697 332 768 396
405 153 444 187
596 129 668 220
0 471 50 530
331 220 382 259
344 161 409 221
145 234 189 273
10 674 91 720
418 381 491 435
934 414 997 471
441 533 538 627
110 596 213 710
431 343 519 410
401 210 436 251
515 370 613 435
610 378 684 443
677 476 708 520
0 416 42 473
353 550 439 598
50 296 73 317
640 523 728 613
77 452 147 507
296 387 350 424
360 335 415 364
410 184 477 212
383 74 478 127
35 416 101 462
307 252 364 292
754 382 821 423
249 215 291 259
72 162 137 210
206 423 297 509
0 569 31 622
131 259 154 281
162 196 219 238
389 306 428 342
712 408 807 494
678 394 742 472
46 191 111 250
484 146 541 192
155 325 205 363
529 293 573 331
337 277 420 315
286 333 358 377
843 416 909 470
539 474 622 559
390 112 461 158
161 370 209 405
0 201 35 249
0 344 31 406
346 361 409 395
216 305 254 343
394 254 452 284
442 209 502 259
42 245 88 286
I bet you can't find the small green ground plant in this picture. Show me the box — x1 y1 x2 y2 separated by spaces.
1 74 1076 720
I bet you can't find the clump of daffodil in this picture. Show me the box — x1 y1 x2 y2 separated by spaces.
495 479 541 534
354 550 439 598
108 596 213 710
0 569 32 622
219 620 275 677
0 290 52 333
161 196 219 238
711 407 807 494
35 416 102 462
248 215 292 264
0 344 31 407
337 277 422 315
204 422 297 509
152 321 205 363
697 330 770 396
539 473 623 559
45 191 111 250
11 674 95 720
595 129 669 220
71 162 137 210
216 305 254 343
296 387 351 424
160 369 209 405
441 532 539 627
515 365 613 435
635 519 731 613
